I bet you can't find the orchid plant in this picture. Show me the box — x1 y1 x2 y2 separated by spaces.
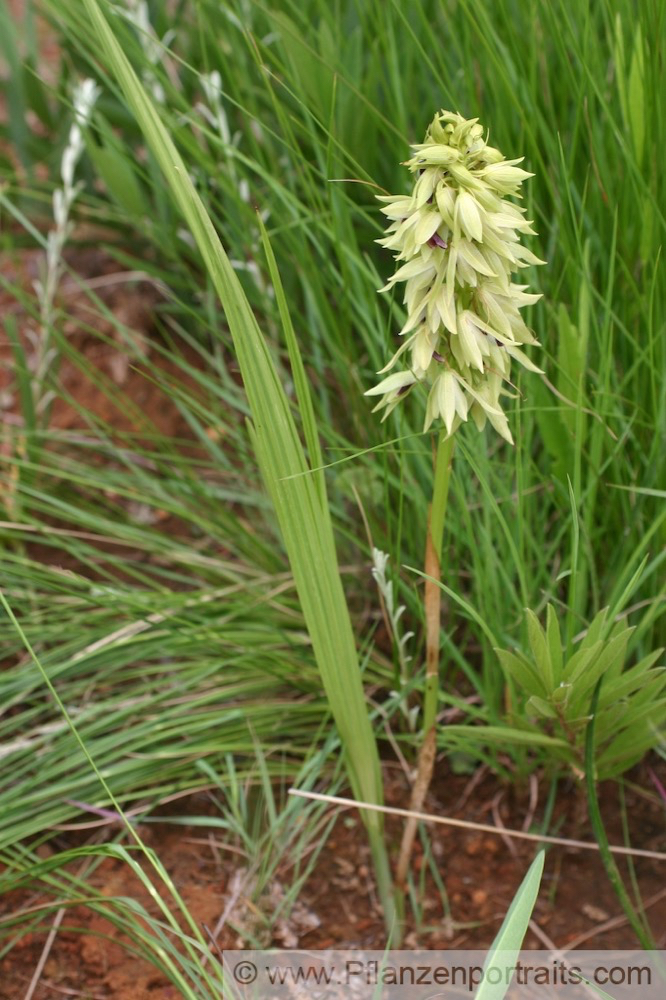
368 111 544 902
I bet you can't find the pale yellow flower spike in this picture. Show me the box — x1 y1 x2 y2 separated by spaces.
366 110 545 443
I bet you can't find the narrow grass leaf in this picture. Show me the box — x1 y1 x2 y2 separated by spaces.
474 850 545 1000
78 0 392 922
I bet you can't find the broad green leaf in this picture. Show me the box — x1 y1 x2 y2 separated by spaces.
567 630 633 710
612 683 666 722
526 608 553 689
596 687 666 749
495 648 545 697
598 709 666 775
474 851 545 1000
599 657 664 704
580 608 609 648
526 694 558 719
563 640 603 685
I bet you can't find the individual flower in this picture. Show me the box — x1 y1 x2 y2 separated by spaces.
367 110 544 443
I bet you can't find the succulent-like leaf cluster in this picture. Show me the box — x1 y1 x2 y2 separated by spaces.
497 606 666 779
367 110 544 443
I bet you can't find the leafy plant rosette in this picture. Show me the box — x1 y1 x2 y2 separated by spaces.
496 606 666 779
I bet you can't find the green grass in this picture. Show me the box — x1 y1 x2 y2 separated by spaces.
0 0 664 980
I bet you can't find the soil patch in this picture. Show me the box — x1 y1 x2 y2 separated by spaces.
1 760 665 998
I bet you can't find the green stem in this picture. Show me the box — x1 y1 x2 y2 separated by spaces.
423 430 455 733
367 824 399 941
394 431 455 904
585 679 655 949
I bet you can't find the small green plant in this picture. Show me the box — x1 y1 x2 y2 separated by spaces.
497 605 666 779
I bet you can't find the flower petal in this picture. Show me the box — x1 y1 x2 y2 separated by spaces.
456 312 484 371
456 191 483 242
414 210 443 245
365 369 417 397
435 371 456 435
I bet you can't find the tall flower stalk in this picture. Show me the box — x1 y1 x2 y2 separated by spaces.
369 111 544 903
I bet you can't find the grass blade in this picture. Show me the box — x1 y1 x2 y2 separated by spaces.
474 849 544 1000
78 0 394 928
